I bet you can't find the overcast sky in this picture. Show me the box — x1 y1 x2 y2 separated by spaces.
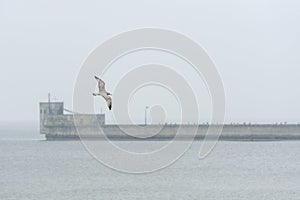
0 0 299 123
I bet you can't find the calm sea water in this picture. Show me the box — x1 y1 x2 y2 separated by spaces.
1 122 300 200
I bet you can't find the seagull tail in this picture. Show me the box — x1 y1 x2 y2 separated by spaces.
94 76 100 80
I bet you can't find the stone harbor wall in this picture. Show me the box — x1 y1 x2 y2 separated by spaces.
42 123 300 141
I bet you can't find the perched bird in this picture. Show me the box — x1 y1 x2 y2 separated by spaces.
92 76 112 110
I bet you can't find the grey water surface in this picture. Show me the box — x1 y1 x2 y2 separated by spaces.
0 122 299 200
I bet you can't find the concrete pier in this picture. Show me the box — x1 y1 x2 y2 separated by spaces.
43 124 300 141
40 101 300 141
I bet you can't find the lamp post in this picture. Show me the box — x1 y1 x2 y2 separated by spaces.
145 106 149 126
48 93 51 114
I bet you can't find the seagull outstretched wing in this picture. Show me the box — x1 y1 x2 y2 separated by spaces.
95 76 105 92
104 95 112 110
93 76 112 110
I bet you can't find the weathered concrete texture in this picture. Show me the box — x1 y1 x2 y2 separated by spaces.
43 123 300 141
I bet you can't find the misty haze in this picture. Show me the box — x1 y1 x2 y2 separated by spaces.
0 1 300 200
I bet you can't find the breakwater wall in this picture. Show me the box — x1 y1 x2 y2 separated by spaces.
39 101 300 141
42 123 300 141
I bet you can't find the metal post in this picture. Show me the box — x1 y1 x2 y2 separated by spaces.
48 93 51 115
145 106 149 125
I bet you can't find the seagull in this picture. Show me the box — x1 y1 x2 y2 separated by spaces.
92 76 112 110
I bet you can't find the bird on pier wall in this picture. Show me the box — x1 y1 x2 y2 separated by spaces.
92 76 112 110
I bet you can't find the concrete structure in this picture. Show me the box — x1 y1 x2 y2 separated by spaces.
40 102 300 141
40 102 105 138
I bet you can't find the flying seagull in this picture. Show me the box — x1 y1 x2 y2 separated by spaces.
92 76 112 110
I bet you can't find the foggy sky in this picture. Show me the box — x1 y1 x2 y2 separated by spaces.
0 0 299 123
